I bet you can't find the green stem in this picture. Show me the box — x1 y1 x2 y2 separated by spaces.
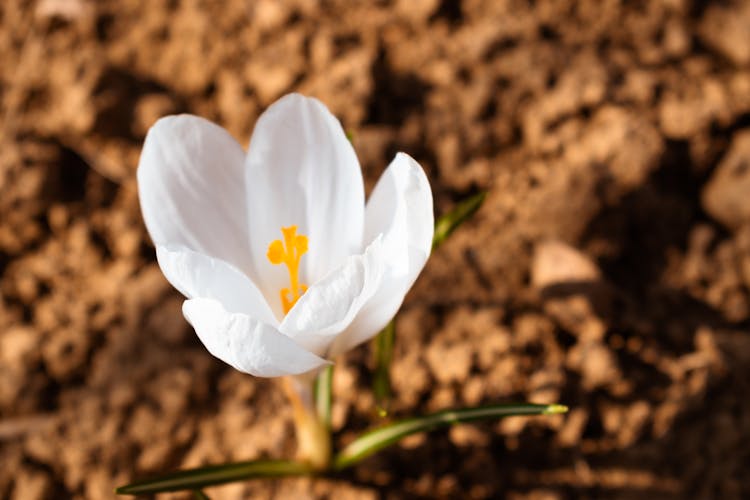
314 365 333 431
282 376 331 470
372 321 395 416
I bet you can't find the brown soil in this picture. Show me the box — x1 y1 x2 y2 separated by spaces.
2 0 750 498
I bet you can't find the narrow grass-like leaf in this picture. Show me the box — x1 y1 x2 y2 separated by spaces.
115 460 312 495
334 403 567 470
432 191 486 249
314 364 334 431
372 320 395 417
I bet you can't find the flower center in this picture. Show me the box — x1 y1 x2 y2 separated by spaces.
266 225 308 314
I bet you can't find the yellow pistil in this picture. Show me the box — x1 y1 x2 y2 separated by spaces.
266 225 309 314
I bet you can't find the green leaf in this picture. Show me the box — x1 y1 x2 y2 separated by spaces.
192 490 210 500
115 460 312 495
333 403 568 470
432 191 486 249
372 320 395 417
314 364 334 431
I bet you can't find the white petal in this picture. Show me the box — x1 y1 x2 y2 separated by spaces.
279 237 383 357
244 94 365 316
156 245 277 326
329 153 433 357
138 115 255 277
183 298 330 377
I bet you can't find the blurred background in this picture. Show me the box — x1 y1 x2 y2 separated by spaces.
1 0 750 498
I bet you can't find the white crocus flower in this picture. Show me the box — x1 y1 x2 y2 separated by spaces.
138 93 433 378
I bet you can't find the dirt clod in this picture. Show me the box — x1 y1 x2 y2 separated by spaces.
702 131 750 230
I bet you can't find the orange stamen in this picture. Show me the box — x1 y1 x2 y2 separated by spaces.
266 225 308 314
